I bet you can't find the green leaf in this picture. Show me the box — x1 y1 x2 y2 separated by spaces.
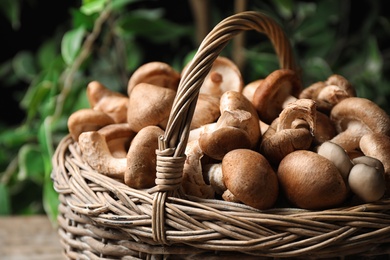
37 40 64 71
12 51 37 82
81 0 108 15
273 0 294 19
111 0 141 10
61 26 86 65
43 177 59 225
0 0 20 29
21 76 55 121
365 37 382 77
0 125 35 147
17 144 45 184
117 13 192 43
0 184 11 215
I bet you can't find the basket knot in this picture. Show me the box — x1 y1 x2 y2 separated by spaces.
148 147 186 245
148 147 186 194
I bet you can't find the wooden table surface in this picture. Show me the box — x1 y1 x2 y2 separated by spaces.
0 215 64 260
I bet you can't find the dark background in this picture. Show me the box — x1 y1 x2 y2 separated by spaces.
1 0 390 127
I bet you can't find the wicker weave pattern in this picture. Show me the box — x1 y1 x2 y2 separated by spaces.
51 11 390 259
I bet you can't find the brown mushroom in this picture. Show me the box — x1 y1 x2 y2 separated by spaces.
219 90 261 148
97 123 136 158
329 97 390 152
191 93 221 130
252 69 302 124
260 99 316 165
242 79 263 102
127 83 176 132
299 74 355 114
198 91 260 160
184 56 244 98
277 150 348 210
67 108 115 141
222 149 279 210
124 125 163 189
359 133 390 194
127 61 180 96
86 81 129 123
78 130 127 180
313 111 337 145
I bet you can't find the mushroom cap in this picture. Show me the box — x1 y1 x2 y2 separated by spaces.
127 83 176 132
127 61 180 96
97 123 136 158
242 79 263 102
260 99 316 165
352 156 385 174
330 97 390 151
191 93 220 130
325 74 356 97
67 108 115 141
252 69 302 124
199 125 251 161
222 149 279 210
316 141 353 181
260 126 313 165
86 81 129 123
278 150 348 209
348 163 386 202
124 125 164 189
313 111 337 145
219 90 261 148
184 56 244 98
299 74 355 113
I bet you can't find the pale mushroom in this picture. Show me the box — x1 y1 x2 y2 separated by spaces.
260 99 316 165
127 83 176 132
86 81 128 123
252 69 302 124
124 125 164 189
127 61 180 96
315 141 353 181
348 158 386 203
222 149 279 210
203 163 225 195
330 97 390 152
67 108 115 141
277 150 348 209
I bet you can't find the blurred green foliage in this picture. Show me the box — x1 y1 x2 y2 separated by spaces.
0 0 389 223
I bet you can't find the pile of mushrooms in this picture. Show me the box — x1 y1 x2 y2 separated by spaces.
67 56 390 210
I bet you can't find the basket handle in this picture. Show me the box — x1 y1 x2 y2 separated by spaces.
151 11 297 194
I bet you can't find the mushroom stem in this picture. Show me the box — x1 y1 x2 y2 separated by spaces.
78 131 127 179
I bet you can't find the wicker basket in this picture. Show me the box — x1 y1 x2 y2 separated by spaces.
51 11 390 259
